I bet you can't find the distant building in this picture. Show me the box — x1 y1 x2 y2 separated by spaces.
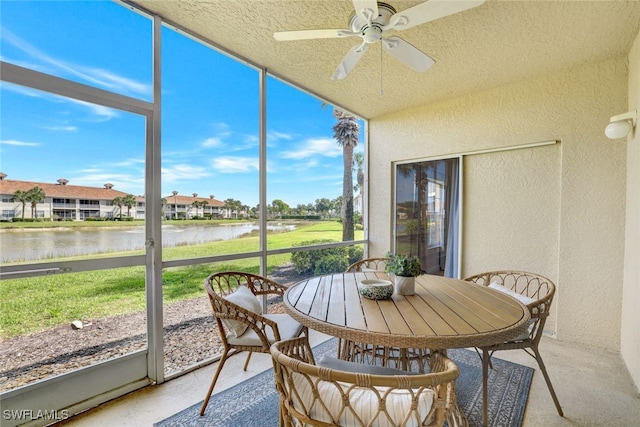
0 173 227 221
164 192 227 220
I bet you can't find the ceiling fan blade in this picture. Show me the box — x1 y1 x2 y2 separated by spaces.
332 43 368 80
381 36 435 73
352 0 379 23
387 0 485 31
274 28 357 41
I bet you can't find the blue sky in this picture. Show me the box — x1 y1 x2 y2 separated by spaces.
0 0 365 208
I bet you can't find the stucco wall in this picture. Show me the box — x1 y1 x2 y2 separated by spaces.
368 57 627 349
621 31 640 392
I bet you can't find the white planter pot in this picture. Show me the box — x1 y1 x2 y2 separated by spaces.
394 276 415 296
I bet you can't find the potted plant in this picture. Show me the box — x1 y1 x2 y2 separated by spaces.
384 252 422 295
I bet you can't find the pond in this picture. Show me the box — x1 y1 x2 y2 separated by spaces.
0 222 296 263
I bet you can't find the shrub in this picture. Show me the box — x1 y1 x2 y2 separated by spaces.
313 253 348 274
347 246 364 265
291 240 364 275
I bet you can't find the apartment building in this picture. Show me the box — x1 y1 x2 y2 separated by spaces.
0 174 227 221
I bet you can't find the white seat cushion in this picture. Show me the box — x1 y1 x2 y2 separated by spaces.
317 355 418 376
289 371 433 427
489 282 536 341
221 285 261 337
488 282 535 305
227 313 303 346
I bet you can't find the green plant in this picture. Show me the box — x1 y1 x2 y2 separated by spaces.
384 252 422 277
291 240 363 275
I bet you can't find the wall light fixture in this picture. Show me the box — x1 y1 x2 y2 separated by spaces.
604 109 637 139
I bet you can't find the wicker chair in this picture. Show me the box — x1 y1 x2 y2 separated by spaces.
271 336 467 427
463 270 563 425
346 257 392 272
200 271 308 416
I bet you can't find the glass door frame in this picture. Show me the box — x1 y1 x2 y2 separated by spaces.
0 52 160 424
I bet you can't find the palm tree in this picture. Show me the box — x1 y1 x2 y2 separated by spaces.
26 187 46 219
12 189 29 219
333 108 359 241
172 191 179 219
353 151 365 195
200 200 209 218
192 200 202 218
112 196 124 218
122 194 137 218
161 198 167 219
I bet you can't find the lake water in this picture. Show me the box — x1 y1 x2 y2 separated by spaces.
0 223 295 263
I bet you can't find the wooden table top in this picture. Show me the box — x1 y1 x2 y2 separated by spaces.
284 271 530 349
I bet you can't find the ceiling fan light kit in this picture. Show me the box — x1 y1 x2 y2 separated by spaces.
274 0 486 80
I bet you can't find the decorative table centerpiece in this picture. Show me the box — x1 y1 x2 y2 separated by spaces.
358 279 394 300
385 252 422 295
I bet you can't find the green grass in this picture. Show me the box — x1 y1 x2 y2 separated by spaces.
0 221 363 338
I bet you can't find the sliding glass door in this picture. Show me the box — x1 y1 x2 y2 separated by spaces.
394 158 460 277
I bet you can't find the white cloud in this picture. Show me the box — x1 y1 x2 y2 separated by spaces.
212 122 232 137
111 158 145 168
72 173 145 194
43 125 77 132
212 156 259 173
0 139 41 146
1 82 43 98
244 134 259 144
68 99 120 121
2 28 151 97
161 164 211 183
268 131 294 141
280 137 341 159
202 137 222 148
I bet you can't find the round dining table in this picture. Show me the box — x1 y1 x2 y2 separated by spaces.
284 271 530 427
283 271 530 351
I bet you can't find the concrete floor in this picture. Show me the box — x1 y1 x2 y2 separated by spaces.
56 331 640 426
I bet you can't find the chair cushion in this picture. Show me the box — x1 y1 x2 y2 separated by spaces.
289 371 433 427
221 285 261 338
489 282 536 341
227 313 303 346
317 355 418 376
488 282 535 305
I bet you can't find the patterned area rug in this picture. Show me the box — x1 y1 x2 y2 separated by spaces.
155 338 533 427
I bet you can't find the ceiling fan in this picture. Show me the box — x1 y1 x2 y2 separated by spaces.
274 0 485 80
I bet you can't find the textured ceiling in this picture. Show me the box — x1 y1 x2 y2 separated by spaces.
126 0 640 119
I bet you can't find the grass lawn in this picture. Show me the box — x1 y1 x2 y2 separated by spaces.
0 221 363 338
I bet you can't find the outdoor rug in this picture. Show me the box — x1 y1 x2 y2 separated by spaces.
155 338 533 427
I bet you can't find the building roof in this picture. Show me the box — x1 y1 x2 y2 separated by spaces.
0 175 226 207
0 178 133 201
164 194 225 207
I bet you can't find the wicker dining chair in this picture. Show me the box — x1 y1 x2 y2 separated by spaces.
463 270 563 425
346 257 392 272
271 336 468 427
199 271 308 416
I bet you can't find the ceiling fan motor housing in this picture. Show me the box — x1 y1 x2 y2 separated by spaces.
349 2 396 43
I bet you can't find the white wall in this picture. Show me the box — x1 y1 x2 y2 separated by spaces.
621 31 640 392
369 56 628 350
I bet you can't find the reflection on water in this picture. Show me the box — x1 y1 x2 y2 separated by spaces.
0 223 295 263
